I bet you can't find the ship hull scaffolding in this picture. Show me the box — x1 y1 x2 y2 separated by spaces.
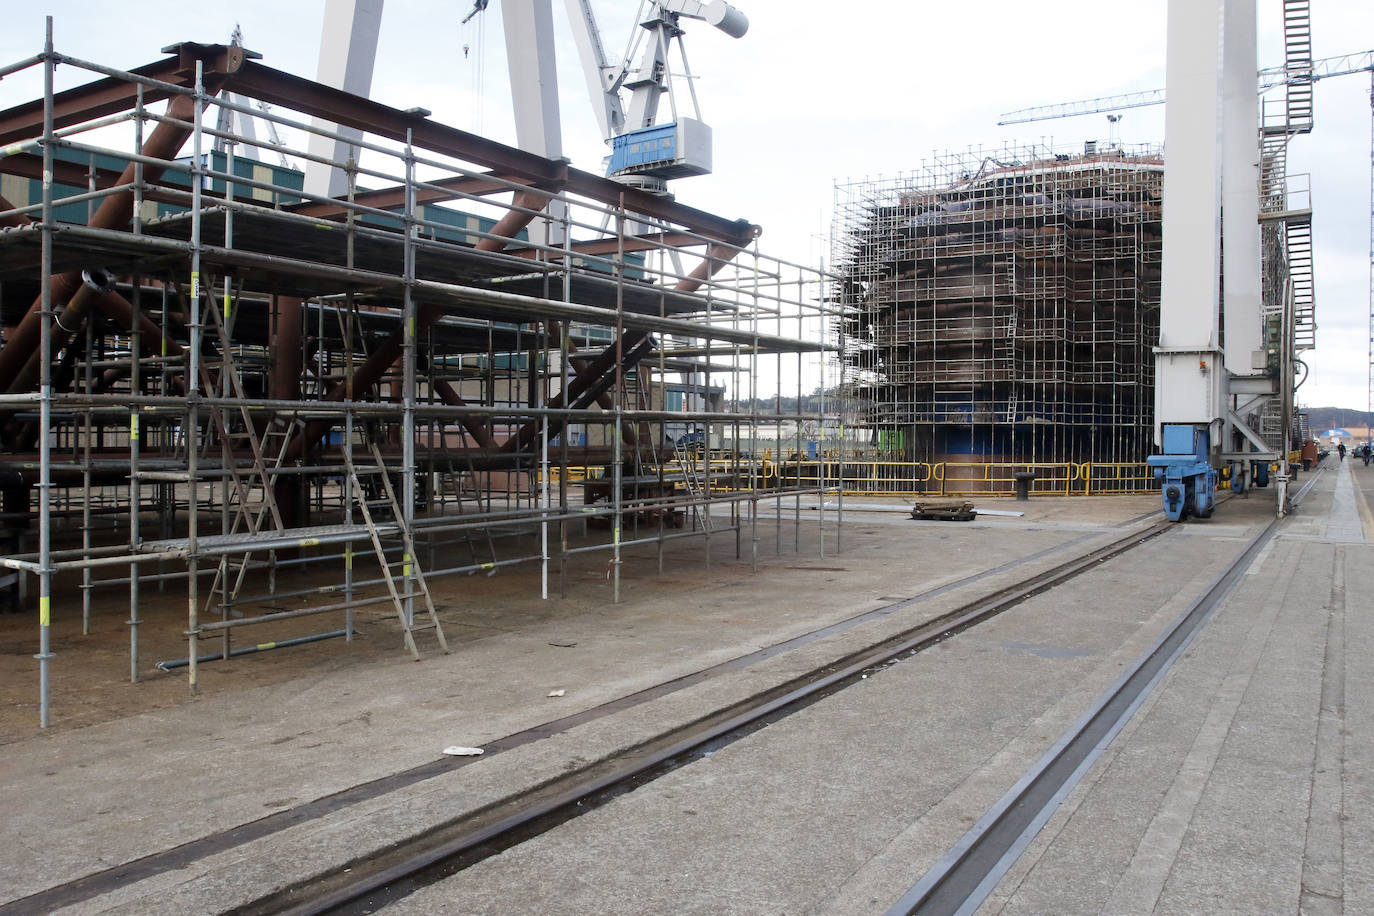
834 145 1165 491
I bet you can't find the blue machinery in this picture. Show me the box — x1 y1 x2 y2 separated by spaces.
1147 424 1276 521
1147 424 1218 521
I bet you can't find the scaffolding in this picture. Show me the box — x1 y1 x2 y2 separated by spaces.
833 142 1164 490
0 32 842 726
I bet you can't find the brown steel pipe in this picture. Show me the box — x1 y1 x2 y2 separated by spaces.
0 198 185 390
432 379 500 450
501 331 659 456
0 90 211 393
268 295 304 402
550 320 637 448
496 243 744 453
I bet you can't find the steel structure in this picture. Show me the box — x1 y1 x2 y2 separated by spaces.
833 143 1164 491
0 32 840 727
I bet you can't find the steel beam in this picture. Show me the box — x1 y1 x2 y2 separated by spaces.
0 42 248 146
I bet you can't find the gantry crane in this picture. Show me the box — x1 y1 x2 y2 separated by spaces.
999 1 1369 520
1000 50 1374 476
476 0 749 195
301 1 747 201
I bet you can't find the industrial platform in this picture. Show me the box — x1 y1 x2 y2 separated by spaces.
0 459 1368 914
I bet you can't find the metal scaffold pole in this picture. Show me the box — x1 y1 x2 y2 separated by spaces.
1368 70 1374 450
403 130 417 630
186 60 206 694
36 18 56 728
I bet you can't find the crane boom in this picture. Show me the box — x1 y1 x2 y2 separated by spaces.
998 49 1372 125
562 0 625 141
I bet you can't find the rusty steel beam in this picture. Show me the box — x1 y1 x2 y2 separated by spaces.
431 379 499 450
0 42 248 147
225 61 566 190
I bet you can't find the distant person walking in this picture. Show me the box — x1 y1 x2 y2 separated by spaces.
1338 442 1346 462
1364 444 1372 466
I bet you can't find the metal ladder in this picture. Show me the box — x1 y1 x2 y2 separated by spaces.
344 441 449 659
1282 0 1314 132
673 439 712 531
1258 0 1318 354
438 450 499 574
1285 217 1316 351
196 282 301 620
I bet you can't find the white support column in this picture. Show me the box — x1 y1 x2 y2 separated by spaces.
304 0 385 201
504 0 563 161
1155 0 1227 442
1221 0 1264 377
503 0 565 248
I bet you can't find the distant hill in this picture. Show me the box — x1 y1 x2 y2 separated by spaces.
1301 407 1372 432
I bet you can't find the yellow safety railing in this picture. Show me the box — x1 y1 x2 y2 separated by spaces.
1077 462 1156 495
636 457 1158 497
748 458 1155 497
537 466 604 484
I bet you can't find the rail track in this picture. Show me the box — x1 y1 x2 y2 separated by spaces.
243 513 1205 915
7 481 1318 916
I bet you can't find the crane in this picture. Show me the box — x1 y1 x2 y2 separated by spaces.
997 50 1373 126
1001 49 1374 475
467 0 749 194
213 25 293 169
303 0 747 203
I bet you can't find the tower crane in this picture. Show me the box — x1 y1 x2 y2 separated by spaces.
997 51 1373 126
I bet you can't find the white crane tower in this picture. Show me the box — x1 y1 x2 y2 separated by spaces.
1000 0 1330 520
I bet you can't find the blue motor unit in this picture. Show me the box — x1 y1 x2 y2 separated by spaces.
607 119 712 180
1146 423 1218 522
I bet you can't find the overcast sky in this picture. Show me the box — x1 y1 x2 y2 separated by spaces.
3 1 1372 411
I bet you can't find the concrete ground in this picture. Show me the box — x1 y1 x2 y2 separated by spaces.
0 461 1364 914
